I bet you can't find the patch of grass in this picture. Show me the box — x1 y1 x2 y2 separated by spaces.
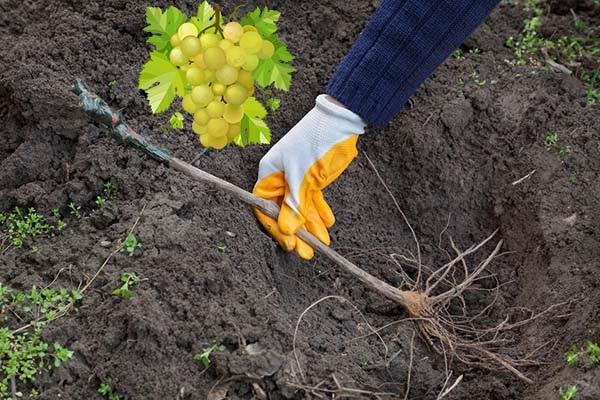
587 341 600 364
112 272 142 299
194 342 225 369
0 284 80 398
122 233 142 257
98 382 124 400
559 385 578 400
506 0 600 102
0 207 61 251
565 344 579 366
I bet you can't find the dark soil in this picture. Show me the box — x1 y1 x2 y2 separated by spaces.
1 0 599 399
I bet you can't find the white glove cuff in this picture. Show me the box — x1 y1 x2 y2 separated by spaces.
315 94 366 135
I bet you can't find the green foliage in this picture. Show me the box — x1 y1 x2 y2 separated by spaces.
98 382 124 400
1 208 51 248
236 97 271 146
191 1 217 32
122 233 142 257
68 202 81 218
565 345 579 367
506 1 599 102
169 111 185 129
103 181 118 198
95 196 106 208
0 284 79 399
112 272 142 299
559 385 578 400
193 343 225 368
144 6 187 54
545 132 559 147
266 97 281 111
587 341 600 364
138 52 187 114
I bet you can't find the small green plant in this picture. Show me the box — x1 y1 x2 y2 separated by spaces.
68 202 81 218
468 47 481 54
112 272 142 299
169 111 185 130
193 342 225 368
470 71 486 86
95 196 106 208
558 146 571 157
587 341 600 364
98 382 124 400
103 181 118 198
545 132 559 147
565 345 579 366
452 48 465 60
559 385 578 400
122 233 142 256
216 244 226 252
0 284 79 399
266 98 281 111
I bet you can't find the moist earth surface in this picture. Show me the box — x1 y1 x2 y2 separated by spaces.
0 0 599 399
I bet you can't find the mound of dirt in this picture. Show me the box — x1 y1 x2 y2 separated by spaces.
1 0 599 399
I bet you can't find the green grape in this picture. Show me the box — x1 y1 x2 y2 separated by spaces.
178 23 199 40
258 40 275 59
206 100 225 118
223 104 244 124
216 65 239 85
199 132 212 148
237 70 254 91
241 54 259 71
227 123 241 140
186 67 205 85
191 84 213 107
207 118 229 138
212 82 226 96
224 84 248 106
200 33 220 49
202 133 228 149
193 53 206 69
192 122 208 136
240 31 263 54
181 36 202 58
170 33 181 47
204 69 216 82
223 22 244 43
219 39 234 51
204 47 226 69
243 25 257 33
182 94 197 114
169 47 188 66
194 108 209 125
226 46 246 68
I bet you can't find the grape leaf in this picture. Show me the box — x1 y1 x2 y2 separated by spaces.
254 59 295 91
139 52 186 114
191 1 216 32
241 7 280 38
235 97 271 146
169 112 184 129
144 6 187 54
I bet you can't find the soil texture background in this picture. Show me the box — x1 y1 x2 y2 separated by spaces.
0 0 599 399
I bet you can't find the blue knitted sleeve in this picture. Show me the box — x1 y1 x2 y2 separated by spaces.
327 0 500 128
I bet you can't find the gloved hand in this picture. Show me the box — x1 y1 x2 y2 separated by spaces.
253 95 366 260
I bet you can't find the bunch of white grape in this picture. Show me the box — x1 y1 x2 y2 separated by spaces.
169 21 274 149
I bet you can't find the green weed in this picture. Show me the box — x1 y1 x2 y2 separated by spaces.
122 233 141 257
544 132 559 147
68 202 81 219
559 385 578 400
98 382 124 400
565 345 579 366
112 272 142 299
1 207 51 248
587 341 600 364
0 284 79 399
194 342 225 369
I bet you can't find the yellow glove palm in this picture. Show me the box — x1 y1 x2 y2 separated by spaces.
253 95 365 259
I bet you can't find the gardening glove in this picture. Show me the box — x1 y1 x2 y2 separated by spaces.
253 95 366 260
